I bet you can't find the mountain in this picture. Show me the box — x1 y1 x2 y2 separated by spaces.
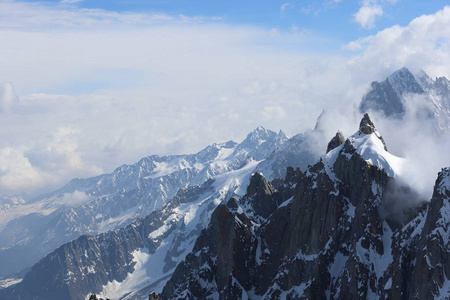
0 127 288 279
159 114 449 299
0 127 299 300
3 114 448 300
360 67 450 130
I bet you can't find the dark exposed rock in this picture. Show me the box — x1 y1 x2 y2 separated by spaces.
359 113 376 134
359 113 388 151
160 120 449 299
407 167 450 299
284 166 301 184
149 291 162 300
161 172 297 299
326 130 345 153
244 172 277 219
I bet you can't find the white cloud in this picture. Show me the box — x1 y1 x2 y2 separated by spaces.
0 1 221 29
342 36 372 51
0 147 45 193
0 82 16 114
263 106 286 121
352 0 402 29
0 1 449 199
347 6 450 81
58 190 90 207
353 3 383 29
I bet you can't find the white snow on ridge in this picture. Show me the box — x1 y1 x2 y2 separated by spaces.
95 247 154 300
323 130 405 180
92 159 261 299
323 142 344 183
0 190 90 233
348 131 404 178
212 159 261 197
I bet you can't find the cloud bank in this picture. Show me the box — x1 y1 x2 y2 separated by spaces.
0 2 449 198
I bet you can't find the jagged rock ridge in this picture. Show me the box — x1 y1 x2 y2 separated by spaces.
1 114 448 300
0 126 310 299
159 114 449 299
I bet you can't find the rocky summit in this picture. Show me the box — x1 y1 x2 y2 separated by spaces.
1 114 448 300
158 114 449 299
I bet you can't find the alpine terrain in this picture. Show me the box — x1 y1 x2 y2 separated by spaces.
360 67 450 131
1 113 448 299
0 68 449 299
0 127 289 280
159 113 449 299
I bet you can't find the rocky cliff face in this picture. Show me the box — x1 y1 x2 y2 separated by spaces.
1 115 448 300
159 114 449 299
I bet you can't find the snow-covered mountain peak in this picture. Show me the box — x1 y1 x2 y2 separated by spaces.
360 67 450 130
241 126 287 147
387 67 425 97
324 114 404 178
0 124 290 278
348 130 403 178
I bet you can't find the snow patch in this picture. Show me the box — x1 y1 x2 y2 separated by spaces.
278 196 293 208
349 131 404 178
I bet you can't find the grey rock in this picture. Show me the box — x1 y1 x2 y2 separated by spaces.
326 130 345 153
359 113 376 134
159 119 449 300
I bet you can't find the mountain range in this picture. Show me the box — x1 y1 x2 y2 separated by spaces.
160 114 449 299
0 68 449 299
0 127 289 279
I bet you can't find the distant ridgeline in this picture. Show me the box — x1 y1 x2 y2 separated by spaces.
360 67 450 130
1 113 448 299
0 67 448 299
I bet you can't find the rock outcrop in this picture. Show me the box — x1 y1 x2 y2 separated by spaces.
326 130 345 153
158 115 449 299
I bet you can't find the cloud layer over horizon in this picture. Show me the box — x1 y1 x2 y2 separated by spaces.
0 2 449 197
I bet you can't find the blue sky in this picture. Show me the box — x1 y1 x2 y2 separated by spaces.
0 0 450 196
16 0 450 41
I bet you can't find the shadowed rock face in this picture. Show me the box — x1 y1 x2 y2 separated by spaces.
326 131 345 153
406 168 450 299
2 115 447 300
359 67 425 118
158 117 449 300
